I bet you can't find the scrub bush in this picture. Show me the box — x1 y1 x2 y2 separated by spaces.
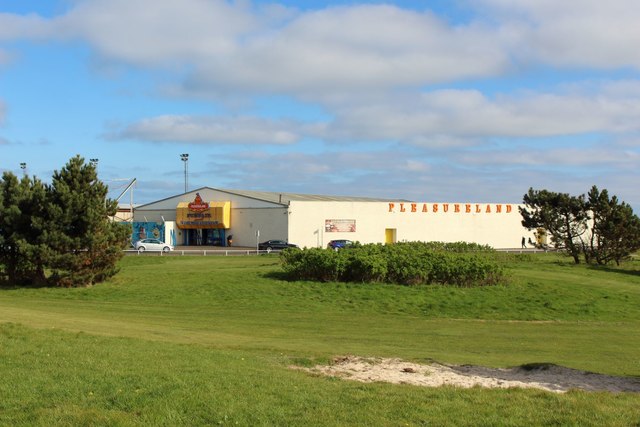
280 248 343 282
280 242 504 287
340 244 388 283
418 241 495 253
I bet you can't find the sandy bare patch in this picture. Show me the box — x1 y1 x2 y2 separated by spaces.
297 356 640 393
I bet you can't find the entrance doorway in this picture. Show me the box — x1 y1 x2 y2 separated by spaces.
184 229 226 246
385 228 396 244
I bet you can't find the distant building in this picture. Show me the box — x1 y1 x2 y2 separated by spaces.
132 187 534 249
111 204 136 223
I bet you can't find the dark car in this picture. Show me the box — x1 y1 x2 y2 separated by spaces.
258 240 299 252
327 239 353 251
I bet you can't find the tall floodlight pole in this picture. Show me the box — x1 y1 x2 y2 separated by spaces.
20 162 26 176
90 158 99 171
180 153 189 193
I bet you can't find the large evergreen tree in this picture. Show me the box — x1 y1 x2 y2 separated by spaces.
46 156 130 286
587 186 640 265
519 188 588 264
520 186 640 265
0 172 49 284
0 156 130 287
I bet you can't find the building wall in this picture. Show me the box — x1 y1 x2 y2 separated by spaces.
288 201 533 249
134 189 534 249
134 189 289 247
228 207 289 248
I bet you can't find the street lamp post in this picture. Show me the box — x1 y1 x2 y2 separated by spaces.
180 153 189 193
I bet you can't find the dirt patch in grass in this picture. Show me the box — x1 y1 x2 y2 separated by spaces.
297 356 640 393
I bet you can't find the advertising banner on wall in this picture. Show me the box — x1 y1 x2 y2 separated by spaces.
176 193 231 229
132 222 164 242
325 219 356 232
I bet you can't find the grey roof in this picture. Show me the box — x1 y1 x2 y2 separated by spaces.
136 186 410 209
218 188 411 204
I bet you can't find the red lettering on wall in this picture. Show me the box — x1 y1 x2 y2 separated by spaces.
388 201 517 214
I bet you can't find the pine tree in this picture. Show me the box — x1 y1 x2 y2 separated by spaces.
0 172 49 284
587 186 640 265
520 186 640 265
46 156 130 286
519 188 588 264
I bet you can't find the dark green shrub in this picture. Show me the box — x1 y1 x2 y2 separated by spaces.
280 247 343 282
281 241 505 287
340 244 388 283
385 243 432 285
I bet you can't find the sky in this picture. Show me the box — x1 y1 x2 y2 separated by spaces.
1 0 639 209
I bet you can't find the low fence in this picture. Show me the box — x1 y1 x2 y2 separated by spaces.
496 248 551 253
125 247 553 257
123 248 277 256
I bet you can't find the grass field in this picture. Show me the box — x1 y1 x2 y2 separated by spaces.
1 253 639 426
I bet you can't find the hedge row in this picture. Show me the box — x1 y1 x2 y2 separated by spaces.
280 242 504 287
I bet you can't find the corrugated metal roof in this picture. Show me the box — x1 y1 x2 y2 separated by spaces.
135 186 411 209
219 188 411 204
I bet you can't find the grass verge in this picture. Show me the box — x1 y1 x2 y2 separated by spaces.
0 253 639 425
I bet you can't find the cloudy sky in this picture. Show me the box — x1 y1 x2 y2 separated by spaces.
1 0 639 208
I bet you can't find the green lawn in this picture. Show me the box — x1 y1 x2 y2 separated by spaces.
1 253 639 426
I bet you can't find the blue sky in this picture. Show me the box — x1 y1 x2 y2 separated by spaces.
1 0 639 210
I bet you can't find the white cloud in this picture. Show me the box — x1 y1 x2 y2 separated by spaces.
3 1 640 98
185 5 508 96
478 0 640 69
456 145 640 167
0 12 52 40
208 148 428 196
110 79 640 147
110 115 303 145
56 0 261 66
0 2 510 96
323 81 640 144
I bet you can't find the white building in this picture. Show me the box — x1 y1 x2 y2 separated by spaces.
132 187 535 249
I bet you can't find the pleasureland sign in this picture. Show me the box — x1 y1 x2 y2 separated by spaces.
388 202 514 214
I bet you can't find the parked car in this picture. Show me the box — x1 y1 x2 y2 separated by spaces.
134 238 174 252
258 240 298 252
327 239 353 251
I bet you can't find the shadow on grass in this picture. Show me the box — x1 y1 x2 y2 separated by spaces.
0 280 52 290
262 270 294 281
587 265 640 278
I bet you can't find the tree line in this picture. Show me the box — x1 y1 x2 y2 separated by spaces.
0 156 130 287
520 186 640 265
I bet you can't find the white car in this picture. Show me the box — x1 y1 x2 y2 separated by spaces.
134 238 173 252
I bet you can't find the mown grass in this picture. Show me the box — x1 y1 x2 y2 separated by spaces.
1 253 640 426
